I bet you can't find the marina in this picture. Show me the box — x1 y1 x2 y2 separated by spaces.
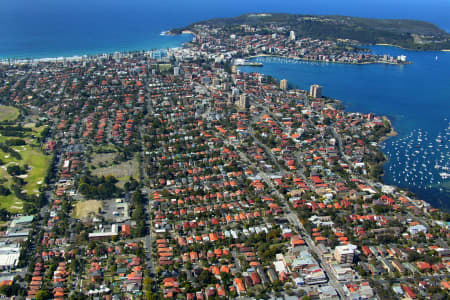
234 58 264 66
382 120 450 194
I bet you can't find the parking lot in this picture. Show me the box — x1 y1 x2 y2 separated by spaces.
101 198 130 223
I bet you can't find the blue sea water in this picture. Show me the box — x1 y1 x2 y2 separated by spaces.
1 0 450 59
1 0 449 208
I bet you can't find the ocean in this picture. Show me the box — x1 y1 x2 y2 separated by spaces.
1 0 449 209
1 0 450 59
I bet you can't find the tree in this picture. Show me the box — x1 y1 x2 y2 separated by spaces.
35 290 51 300
7 165 24 176
78 183 90 195
0 185 11 196
124 176 139 192
198 269 215 285
78 174 121 199
144 291 157 300
144 277 153 291
0 282 20 297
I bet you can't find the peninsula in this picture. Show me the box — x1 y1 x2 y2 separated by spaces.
170 15 413 65
171 13 450 51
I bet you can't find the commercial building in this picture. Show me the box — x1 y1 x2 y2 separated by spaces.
334 244 357 264
330 264 355 281
305 269 327 285
310 84 322 98
88 224 119 240
280 79 288 90
11 215 34 227
237 93 249 109
408 224 427 235
0 246 20 270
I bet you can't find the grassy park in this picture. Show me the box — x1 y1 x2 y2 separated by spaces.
0 109 50 212
90 151 139 188
0 105 20 122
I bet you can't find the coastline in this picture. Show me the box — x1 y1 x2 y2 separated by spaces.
238 55 434 206
0 47 187 65
245 53 409 65
1 38 444 63
376 43 450 52
240 57 400 186
299 57 410 65
380 116 398 142
0 32 195 64
0 55 86 64
375 43 410 50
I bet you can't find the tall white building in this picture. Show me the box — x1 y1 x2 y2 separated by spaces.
237 93 249 109
310 84 322 98
289 30 296 41
280 79 287 90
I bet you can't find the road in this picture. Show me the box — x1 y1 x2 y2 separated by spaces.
132 84 155 275
241 100 350 297
234 140 347 299
286 213 348 298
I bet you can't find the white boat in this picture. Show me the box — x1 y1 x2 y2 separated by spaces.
439 172 450 179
